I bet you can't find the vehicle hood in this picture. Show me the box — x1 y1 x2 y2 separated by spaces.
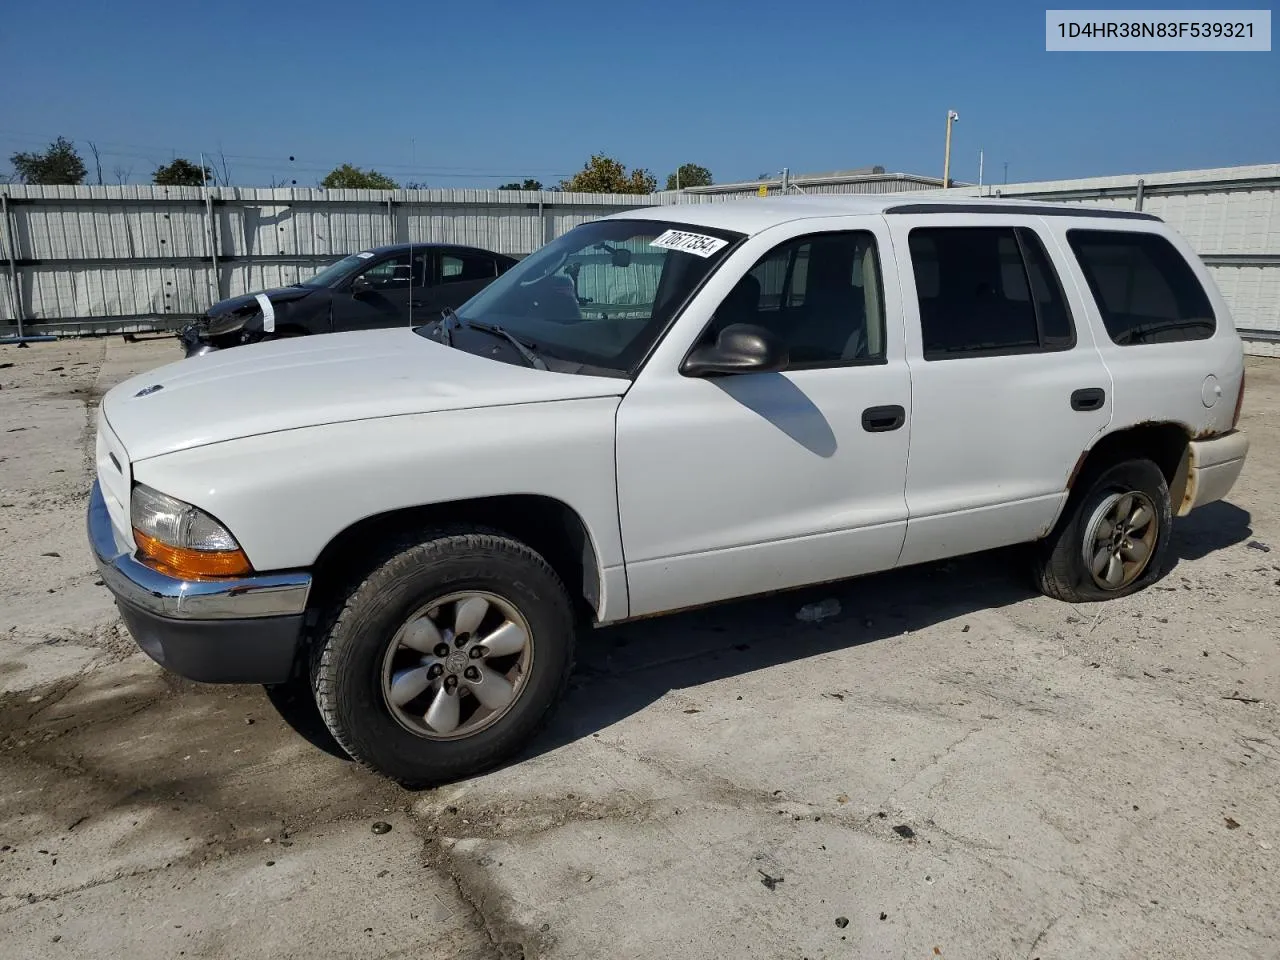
103 328 628 462
207 286 314 317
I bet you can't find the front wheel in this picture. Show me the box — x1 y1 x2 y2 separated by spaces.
312 530 575 786
1034 458 1173 603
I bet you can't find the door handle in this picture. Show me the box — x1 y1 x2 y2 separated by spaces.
861 404 906 432
408 300 424 308
1071 387 1106 412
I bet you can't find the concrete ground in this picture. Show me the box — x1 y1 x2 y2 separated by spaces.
1 337 1277 960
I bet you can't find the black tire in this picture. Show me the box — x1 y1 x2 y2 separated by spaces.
311 529 575 787
1034 458 1173 603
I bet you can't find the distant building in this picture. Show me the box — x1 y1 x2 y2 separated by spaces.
685 166 949 198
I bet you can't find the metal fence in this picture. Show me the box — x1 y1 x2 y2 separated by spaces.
919 163 1280 342
2 164 1278 341
0 186 696 335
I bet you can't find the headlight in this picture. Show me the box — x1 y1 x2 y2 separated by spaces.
130 484 251 579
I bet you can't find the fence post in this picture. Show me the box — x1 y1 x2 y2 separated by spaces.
203 185 220 306
0 193 23 337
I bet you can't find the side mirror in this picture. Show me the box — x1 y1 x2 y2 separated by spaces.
351 276 372 295
681 323 788 377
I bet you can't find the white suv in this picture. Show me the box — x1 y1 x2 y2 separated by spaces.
88 196 1249 785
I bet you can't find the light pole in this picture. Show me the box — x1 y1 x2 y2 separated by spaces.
942 110 959 189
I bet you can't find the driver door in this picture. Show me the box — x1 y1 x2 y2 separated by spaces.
330 251 419 331
614 220 913 618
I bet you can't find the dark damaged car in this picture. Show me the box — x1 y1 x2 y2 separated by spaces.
180 243 518 357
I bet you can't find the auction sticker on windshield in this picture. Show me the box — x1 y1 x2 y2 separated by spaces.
650 229 729 258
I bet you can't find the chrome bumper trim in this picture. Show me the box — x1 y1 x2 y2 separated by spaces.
88 480 311 620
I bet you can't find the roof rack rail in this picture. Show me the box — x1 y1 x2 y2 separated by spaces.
883 202 1161 222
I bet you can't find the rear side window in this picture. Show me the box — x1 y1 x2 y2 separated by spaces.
441 253 498 284
908 226 1075 359
1067 230 1215 345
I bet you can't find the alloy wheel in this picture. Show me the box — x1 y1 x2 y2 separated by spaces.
380 591 533 740
1083 490 1159 591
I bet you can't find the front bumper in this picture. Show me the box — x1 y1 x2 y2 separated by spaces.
178 322 220 358
88 480 311 683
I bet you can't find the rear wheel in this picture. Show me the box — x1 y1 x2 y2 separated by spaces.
312 529 575 786
1034 459 1172 602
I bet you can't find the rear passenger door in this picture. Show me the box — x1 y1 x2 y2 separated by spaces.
886 215 1114 566
1058 225 1241 440
433 249 501 311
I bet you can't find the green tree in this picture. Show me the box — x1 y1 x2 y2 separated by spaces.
559 154 656 194
499 178 544 190
665 163 713 190
9 137 87 185
153 158 213 186
320 163 398 189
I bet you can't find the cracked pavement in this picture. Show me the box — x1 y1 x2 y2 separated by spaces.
2 337 1278 958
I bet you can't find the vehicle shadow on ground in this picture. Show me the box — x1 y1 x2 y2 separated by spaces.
533 548 1036 758
262 500 1255 771
1166 499 1253 564
532 500 1255 759
263 679 352 761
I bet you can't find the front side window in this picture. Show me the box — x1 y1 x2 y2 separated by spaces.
909 226 1075 359
699 231 886 367
1067 229 1215 345
358 253 414 289
299 252 371 288
435 219 744 373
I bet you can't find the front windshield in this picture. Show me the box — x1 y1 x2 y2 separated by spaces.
298 252 373 288
439 219 743 373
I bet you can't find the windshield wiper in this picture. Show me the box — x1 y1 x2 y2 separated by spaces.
1112 318 1215 345
463 320 548 371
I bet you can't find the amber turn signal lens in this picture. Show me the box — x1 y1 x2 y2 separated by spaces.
133 528 252 580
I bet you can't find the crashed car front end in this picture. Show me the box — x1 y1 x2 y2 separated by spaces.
178 320 220 358
179 296 280 358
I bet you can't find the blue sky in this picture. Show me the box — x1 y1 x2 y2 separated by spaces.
2 0 1276 188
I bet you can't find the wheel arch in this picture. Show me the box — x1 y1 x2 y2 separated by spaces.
1059 421 1192 527
308 494 605 624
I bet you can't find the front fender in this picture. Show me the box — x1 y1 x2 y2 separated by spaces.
130 398 628 620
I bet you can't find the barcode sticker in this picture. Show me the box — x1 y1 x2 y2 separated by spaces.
650 229 729 258
254 293 276 333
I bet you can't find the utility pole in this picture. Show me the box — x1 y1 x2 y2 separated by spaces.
978 149 984 190
1003 161 1008 185
942 110 959 188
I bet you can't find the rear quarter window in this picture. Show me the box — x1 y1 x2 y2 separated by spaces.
1066 230 1215 345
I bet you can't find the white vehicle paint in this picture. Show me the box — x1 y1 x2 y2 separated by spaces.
89 194 1250 783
